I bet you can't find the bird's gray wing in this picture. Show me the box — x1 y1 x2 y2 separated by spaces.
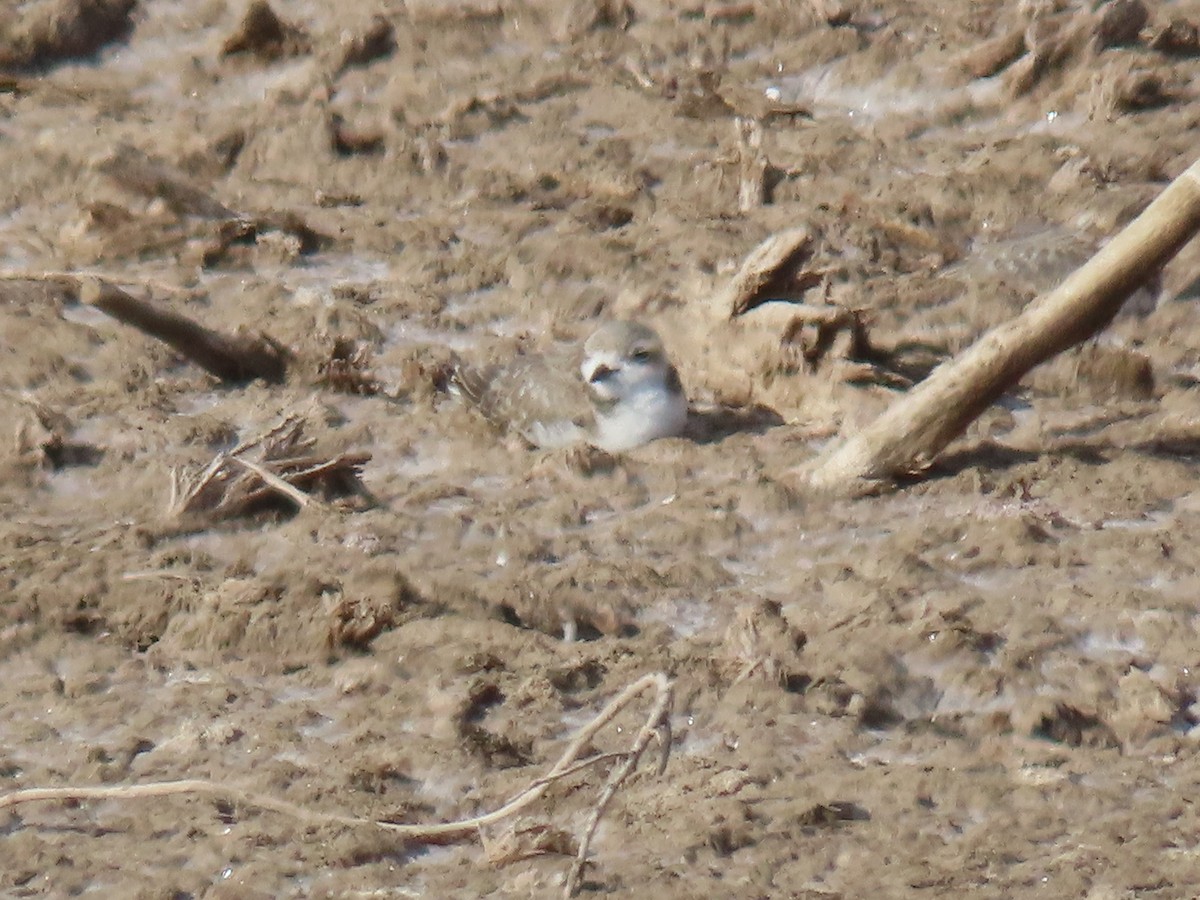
452 353 591 448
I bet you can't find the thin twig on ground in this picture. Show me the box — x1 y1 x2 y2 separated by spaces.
565 674 673 895
0 672 673 897
228 455 316 509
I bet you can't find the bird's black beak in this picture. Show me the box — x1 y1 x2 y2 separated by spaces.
588 364 617 384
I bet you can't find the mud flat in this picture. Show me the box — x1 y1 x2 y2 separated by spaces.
5 0 1200 896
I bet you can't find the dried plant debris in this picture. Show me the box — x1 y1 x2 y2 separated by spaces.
686 402 785 444
1149 17 1200 55
792 800 871 830
97 145 234 219
456 680 534 768
1038 343 1156 402
1022 700 1120 749
328 112 386 156
220 1 311 62
730 117 784 211
8 274 288 388
1093 0 1150 47
0 275 80 307
957 0 1168 98
93 144 331 266
317 338 380 395
201 212 329 266
774 302 923 385
720 599 807 688
0 0 136 71
485 559 644 641
557 0 635 39
482 820 577 866
809 0 855 28
960 26 1028 79
324 571 423 651
170 417 372 522
334 15 396 74
719 229 949 388
0 673 673 899
619 51 809 122
1088 63 1174 120
14 398 103 470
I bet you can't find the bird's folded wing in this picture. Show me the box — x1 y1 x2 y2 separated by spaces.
452 354 591 448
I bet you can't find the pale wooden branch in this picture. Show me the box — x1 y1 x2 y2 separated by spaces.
804 157 1200 492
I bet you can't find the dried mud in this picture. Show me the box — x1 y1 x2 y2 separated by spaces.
4 0 1200 896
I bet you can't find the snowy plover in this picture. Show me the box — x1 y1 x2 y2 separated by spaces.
453 320 689 452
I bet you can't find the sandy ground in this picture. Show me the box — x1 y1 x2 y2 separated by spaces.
5 0 1200 896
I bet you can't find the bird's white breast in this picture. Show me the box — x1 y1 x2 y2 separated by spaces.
592 381 688 452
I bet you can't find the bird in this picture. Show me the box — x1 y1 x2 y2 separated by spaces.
451 320 689 452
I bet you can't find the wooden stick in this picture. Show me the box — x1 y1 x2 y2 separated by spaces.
80 277 288 383
804 157 1200 492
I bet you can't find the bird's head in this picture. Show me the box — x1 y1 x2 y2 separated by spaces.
580 321 679 411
